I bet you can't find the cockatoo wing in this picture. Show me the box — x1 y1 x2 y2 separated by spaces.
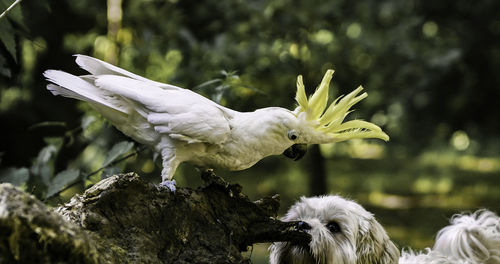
75 54 179 90
74 54 238 114
44 70 128 114
94 75 232 145
47 55 236 145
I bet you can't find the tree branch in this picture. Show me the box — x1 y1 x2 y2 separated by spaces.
1 171 310 263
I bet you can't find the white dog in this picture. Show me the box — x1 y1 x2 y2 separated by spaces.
399 209 500 264
270 195 500 264
269 195 400 264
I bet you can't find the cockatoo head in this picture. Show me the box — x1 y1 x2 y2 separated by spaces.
282 69 389 160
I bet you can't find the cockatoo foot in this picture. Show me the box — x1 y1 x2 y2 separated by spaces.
158 180 176 192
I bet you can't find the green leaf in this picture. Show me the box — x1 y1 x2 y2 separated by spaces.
102 141 134 167
0 167 29 186
30 138 64 185
81 115 96 130
0 0 24 26
193 78 222 90
35 145 57 167
220 70 238 77
31 145 57 185
29 121 67 130
0 19 16 62
239 84 265 94
46 169 80 198
152 152 160 162
0 53 10 77
101 166 121 179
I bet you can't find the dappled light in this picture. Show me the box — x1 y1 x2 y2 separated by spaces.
1 0 500 263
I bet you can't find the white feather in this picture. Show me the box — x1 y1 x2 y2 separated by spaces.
44 70 126 113
75 54 180 90
44 55 302 182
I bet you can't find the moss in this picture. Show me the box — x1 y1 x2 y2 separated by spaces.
1 172 309 263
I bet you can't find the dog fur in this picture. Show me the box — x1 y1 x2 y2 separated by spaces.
270 195 499 264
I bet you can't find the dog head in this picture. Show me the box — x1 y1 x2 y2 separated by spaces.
269 195 399 264
433 209 500 264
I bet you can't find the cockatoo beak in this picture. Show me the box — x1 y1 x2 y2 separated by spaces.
283 144 308 161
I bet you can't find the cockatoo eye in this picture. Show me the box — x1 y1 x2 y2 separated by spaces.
288 130 299 141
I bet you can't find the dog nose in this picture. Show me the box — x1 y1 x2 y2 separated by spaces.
296 221 311 231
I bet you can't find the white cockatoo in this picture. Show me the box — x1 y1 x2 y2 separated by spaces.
44 55 388 188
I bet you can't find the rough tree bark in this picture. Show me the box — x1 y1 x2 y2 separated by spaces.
0 171 310 263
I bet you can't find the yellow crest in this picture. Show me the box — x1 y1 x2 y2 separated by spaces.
294 70 389 142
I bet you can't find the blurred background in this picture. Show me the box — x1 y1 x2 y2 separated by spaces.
1 0 500 262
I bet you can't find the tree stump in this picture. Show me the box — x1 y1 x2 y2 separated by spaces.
0 171 310 263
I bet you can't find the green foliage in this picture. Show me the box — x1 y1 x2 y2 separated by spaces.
0 19 16 63
0 167 28 186
100 141 134 179
0 0 24 62
46 169 80 198
194 70 261 104
0 119 138 200
1 0 500 259
102 141 134 168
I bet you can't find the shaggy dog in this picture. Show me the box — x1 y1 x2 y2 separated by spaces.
270 195 499 264
399 209 500 264
269 196 399 264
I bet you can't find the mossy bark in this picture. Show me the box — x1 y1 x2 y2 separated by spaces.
0 171 310 263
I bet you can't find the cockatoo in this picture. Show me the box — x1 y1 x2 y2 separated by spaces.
44 55 388 189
